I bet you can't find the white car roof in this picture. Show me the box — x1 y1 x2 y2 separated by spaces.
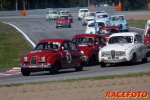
109 32 139 37
87 18 109 24
79 9 89 11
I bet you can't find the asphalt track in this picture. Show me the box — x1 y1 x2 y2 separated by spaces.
0 14 150 85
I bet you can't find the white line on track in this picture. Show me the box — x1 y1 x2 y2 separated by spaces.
3 22 36 47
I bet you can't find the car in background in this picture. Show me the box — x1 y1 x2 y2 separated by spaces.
20 39 85 76
85 18 111 34
82 12 95 26
72 34 106 65
98 26 120 41
143 27 150 55
45 10 58 21
58 10 73 23
55 15 71 28
78 9 89 20
144 20 150 37
109 14 129 32
98 32 148 67
95 12 109 19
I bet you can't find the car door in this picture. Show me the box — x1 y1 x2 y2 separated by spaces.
60 42 73 68
137 35 146 58
134 35 142 59
68 42 81 67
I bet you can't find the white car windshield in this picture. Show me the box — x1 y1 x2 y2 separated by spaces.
80 10 88 12
88 22 105 27
99 29 119 34
51 12 57 14
35 42 60 50
108 36 133 44
72 37 94 44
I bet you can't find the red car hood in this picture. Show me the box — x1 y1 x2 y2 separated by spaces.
24 50 57 58
59 20 68 22
77 44 90 52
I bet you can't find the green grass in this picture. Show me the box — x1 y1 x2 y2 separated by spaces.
0 71 150 87
127 19 147 29
0 22 32 69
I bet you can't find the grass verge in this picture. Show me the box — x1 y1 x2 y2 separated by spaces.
127 19 147 29
1 71 150 87
0 22 32 69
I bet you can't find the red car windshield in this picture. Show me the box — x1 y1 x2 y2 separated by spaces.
72 37 94 44
99 29 119 34
35 42 60 50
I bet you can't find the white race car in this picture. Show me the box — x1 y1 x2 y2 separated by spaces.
85 18 111 34
78 9 89 20
82 12 95 26
98 32 149 67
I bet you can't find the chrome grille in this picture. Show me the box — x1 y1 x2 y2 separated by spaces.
31 56 37 65
111 50 115 59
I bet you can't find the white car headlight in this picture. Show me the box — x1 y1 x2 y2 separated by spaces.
116 51 126 56
101 52 107 57
41 56 45 61
24 57 28 61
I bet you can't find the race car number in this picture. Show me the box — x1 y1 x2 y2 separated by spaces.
66 52 72 64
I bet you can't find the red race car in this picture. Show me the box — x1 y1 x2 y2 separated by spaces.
20 39 85 76
98 26 120 41
58 10 73 23
144 27 150 55
56 15 71 28
72 34 106 65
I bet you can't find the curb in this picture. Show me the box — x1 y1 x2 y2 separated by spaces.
0 67 21 78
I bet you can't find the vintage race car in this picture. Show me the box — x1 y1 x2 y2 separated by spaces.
58 10 73 23
55 15 71 28
95 12 109 19
143 27 150 55
72 34 106 65
78 9 89 20
20 39 85 76
98 26 120 41
109 14 129 32
98 32 149 67
45 10 58 21
85 18 111 34
144 20 150 37
82 12 95 26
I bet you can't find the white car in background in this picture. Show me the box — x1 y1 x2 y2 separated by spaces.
109 14 129 32
45 10 58 21
95 12 109 19
85 18 111 34
78 9 89 20
82 12 95 26
98 32 148 67
144 20 150 37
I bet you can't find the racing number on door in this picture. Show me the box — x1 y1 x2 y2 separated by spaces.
66 53 72 64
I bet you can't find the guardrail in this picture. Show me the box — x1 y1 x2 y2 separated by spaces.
0 6 115 17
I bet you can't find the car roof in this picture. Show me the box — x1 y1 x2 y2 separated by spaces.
87 18 109 24
79 9 89 11
99 26 120 30
73 34 102 38
110 14 125 17
109 32 139 37
39 39 71 43
48 10 57 12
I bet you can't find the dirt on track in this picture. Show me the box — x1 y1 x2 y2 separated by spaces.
0 11 150 100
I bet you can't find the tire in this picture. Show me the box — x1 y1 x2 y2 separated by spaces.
78 17 80 20
68 25 71 28
21 68 31 76
75 61 84 71
49 17 51 21
49 62 60 74
56 26 58 28
100 62 106 68
142 53 148 63
88 55 96 66
129 54 136 65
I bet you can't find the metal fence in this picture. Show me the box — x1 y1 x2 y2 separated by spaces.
0 6 115 17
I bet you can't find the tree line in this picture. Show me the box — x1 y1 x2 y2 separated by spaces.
0 0 149 11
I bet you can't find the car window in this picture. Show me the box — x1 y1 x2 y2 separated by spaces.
35 42 60 50
108 36 133 44
137 35 142 43
51 12 57 14
69 42 78 50
72 37 94 44
99 29 119 34
62 42 69 50
80 10 88 12
89 22 105 27
96 37 105 44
